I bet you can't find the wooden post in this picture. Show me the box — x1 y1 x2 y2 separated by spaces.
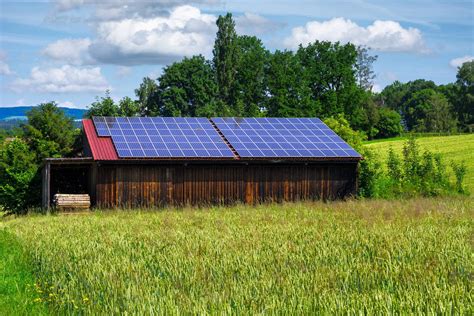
42 161 51 211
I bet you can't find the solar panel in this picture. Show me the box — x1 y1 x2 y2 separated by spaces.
211 117 361 158
92 117 235 158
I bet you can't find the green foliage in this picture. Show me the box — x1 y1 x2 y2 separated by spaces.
266 50 317 117
4 198 472 314
296 41 363 122
454 61 474 130
323 115 382 197
118 97 140 117
378 137 467 197
157 55 227 117
86 91 119 118
451 161 467 193
135 77 159 116
23 102 78 161
323 114 366 149
213 13 239 111
235 36 269 116
355 46 378 91
0 138 39 214
375 107 403 138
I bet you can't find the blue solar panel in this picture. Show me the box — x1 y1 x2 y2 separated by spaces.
212 117 361 158
92 117 235 158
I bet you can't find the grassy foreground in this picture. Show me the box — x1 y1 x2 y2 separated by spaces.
0 231 48 315
365 134 474 192
1 198 473 314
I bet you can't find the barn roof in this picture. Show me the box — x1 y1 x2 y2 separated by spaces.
83 117 361 162
83 119 118 160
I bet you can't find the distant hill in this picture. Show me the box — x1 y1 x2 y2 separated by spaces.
0 106 86 121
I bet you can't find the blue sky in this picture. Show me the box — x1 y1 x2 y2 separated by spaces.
0 0 472 109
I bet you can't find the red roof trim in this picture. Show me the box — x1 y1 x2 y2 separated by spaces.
83 119 118 161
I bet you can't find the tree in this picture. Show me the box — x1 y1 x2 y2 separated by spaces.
213 13 239 113
455 61 474 130
135 77 159 116
235 35 269 116
355 46 378 91
405 89 457 132
0 138 40 214
118 97 140 117
23 102 78 161
265 50 317 117
86 90 119 118
157 55 227 117
296 41 364 123
375 107 403 138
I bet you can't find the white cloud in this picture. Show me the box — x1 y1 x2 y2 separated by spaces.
42 38 94 65
284 18 427 53
449 55 473 68
0 61 12 75
58 101 80 108
235 12 284 35
0 52 13 75
12 65 110 93
89 5 217 65
54 0 220 20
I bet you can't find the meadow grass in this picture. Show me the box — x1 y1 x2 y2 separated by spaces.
1 197 473 314
0 230 48 315
365 134 474 192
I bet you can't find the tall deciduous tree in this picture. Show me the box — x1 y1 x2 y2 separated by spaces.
135 77 159 116
86 90 119 118
265 50 316 117
235 35 269 117
213 13 239 113
157 55 228 117
355 46 378 91
455 61 474 130
296 41 363 122
23 102 78 161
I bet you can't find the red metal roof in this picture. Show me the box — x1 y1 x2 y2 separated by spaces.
82 119 118 161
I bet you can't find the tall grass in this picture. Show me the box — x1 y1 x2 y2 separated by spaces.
2 198 473 314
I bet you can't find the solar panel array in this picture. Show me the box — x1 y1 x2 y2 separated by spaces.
92 116 361 159
212 117 361 158
92 117 235 158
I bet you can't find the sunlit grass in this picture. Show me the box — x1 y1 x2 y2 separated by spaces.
2 197 473 314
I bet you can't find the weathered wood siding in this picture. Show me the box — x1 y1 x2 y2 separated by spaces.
95 162 358 208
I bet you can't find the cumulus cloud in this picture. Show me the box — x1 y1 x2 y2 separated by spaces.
89 5 217 65
54 0 220 20
42 38 94 65
449 55 473 68
235 12 285 35
11 65 110 93
284 18 427 53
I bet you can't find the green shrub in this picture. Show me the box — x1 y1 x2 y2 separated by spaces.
381 137 466 197
0 138 40 214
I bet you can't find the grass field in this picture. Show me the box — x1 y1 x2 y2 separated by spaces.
1 198 472 314
365 134 474 192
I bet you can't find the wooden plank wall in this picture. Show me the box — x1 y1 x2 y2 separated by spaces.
95 163 357 208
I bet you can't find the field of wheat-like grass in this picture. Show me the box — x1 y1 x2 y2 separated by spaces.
1 197 473 314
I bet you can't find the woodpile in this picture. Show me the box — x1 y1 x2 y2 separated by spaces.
53 194 90 210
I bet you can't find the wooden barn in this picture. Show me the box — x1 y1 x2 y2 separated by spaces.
42 117 361 209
